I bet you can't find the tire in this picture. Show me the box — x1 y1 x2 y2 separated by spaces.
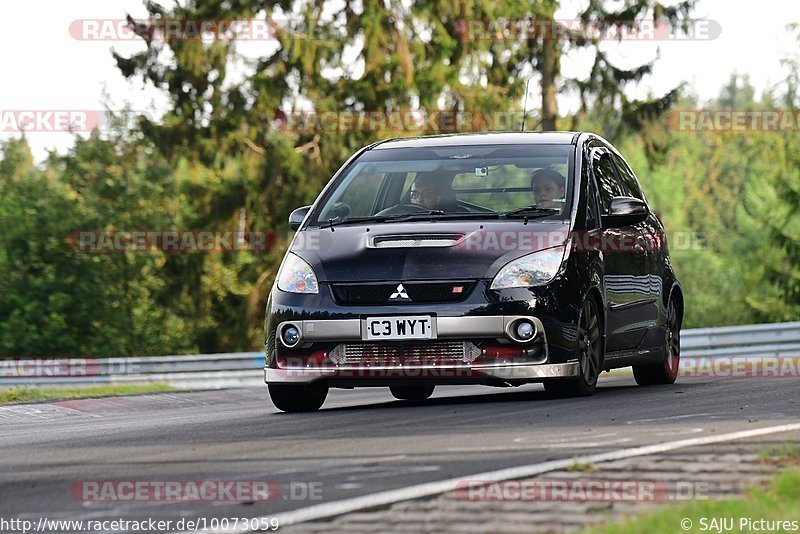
633 298 681 386
268 382 328 412
544 297 603 398
389 385 435 401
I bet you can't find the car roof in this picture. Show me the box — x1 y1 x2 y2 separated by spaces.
371 131 582 150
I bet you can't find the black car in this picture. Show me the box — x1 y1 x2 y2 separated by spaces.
264 132 683 412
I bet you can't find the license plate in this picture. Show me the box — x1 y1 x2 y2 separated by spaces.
364 316 434 341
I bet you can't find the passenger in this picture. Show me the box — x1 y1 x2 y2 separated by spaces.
530 168 566 211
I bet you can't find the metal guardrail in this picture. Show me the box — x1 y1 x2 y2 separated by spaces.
681 321 800 352
1 322 799 388
0 353 266 389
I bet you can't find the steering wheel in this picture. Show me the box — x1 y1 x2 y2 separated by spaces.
375 203 431 216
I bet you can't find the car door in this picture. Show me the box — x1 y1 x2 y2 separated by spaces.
589 143 654 351
610 150 664 338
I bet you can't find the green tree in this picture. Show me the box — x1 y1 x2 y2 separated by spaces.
739 29 800 321
539 0 696 132
0 131 202 357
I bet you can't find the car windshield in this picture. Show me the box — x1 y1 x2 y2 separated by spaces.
309 143 575 226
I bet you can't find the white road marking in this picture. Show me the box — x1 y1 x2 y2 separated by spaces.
334 483 363 490
182 422 800 532
446 438 634 452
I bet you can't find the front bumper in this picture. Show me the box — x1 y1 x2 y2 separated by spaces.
265 361 580 384
265 314 580 385
275 315 548 343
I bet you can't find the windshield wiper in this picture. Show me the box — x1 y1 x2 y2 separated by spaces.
388 209 445 220
321 215 393 228
317 211 445 229
392 211 501 222
503 206 561 220
318 210 501 229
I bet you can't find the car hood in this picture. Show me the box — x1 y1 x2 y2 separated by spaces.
289 220 571 282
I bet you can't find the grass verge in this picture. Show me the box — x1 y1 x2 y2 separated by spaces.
759 441 800 466
0 383 173 405
566 461 600 473
585 467 800 533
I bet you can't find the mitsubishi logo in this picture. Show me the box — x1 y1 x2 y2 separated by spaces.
389 284 410 300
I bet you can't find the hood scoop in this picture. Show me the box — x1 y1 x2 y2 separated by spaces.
370 233 464 249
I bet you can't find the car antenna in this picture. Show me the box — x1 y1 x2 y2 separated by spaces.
521 78 530 132
521 77 531 224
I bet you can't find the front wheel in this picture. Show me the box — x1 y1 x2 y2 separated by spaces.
390 385 435 401
633 298 681 386
544 298 603 398
269 383 328 412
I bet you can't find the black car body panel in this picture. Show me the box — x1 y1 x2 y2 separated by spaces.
292 220 571 282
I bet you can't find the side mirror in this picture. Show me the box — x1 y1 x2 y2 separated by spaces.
289 205 312 231
602 196 649 228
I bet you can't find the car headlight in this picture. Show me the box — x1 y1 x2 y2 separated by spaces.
277 253 319 294
490 246 566 289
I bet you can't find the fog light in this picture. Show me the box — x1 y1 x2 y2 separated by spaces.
516 321 535 340
282 325 301 346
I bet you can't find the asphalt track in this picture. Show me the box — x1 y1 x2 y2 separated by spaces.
1 374 798 531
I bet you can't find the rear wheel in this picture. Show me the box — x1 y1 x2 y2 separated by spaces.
544 298 603 397
269 382 328 412
633 298 681 386
390 385 435 401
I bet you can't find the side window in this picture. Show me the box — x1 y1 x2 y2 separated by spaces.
592 151 626 214
611 153 646 202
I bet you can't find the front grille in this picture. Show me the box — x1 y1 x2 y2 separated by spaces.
328 340 482 366
332 281 476 304
372 234 463 248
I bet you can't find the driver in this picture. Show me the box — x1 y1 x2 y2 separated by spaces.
530 168 566 211
409 174 459 212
